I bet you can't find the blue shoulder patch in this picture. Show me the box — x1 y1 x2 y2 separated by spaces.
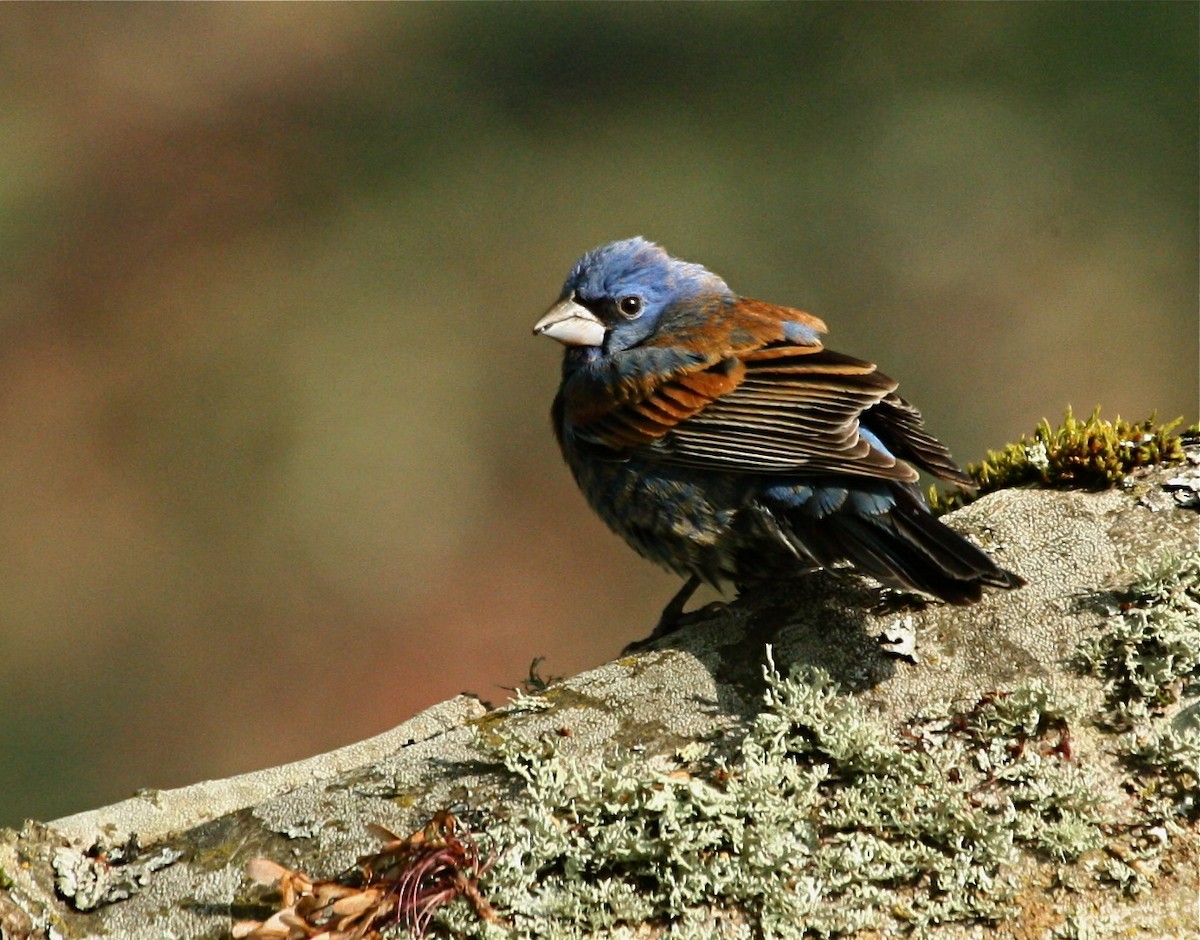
781 319 823 345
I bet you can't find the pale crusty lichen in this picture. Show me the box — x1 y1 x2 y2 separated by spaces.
438 656 1105 938
1077 551 1200 879
206 534 1199 940
424 555 1200 938
1077 552 1200 730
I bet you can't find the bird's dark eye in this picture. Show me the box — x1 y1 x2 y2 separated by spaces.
617 295 643 318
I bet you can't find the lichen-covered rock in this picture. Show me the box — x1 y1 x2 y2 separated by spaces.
0 444 1196 940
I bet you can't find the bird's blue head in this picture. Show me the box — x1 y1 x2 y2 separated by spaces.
534 237 731 353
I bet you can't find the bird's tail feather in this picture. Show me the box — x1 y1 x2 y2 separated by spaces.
777 484 1024 604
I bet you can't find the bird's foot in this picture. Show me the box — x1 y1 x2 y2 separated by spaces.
621 576 728 653
871 588 930 616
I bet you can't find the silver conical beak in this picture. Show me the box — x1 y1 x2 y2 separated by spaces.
533 295 605 347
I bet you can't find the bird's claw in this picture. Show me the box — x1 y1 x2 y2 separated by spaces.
622 578 728 653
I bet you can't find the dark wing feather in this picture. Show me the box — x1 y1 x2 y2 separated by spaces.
862 393 973 485
565 358 747 451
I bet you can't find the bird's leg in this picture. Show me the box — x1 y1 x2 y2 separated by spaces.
624 575 728 652
654 574 703 637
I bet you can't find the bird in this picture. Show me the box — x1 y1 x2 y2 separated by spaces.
533 237 1024 639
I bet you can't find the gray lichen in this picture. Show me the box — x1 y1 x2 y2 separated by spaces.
1077 552 1200 728
1075 551 1200 900
436 657 1105 938
426 554 1200 939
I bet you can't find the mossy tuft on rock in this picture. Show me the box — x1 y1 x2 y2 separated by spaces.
929 407 1188 514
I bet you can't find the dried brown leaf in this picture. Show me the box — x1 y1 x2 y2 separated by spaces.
245 857 291 887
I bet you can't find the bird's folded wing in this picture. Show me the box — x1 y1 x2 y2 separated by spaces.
567 344 922 482
652 346 920 481
562 297 969 484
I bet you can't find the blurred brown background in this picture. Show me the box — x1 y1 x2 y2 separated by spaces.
0 4 1195 826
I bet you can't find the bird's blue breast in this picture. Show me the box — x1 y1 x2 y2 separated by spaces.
556 392 907 586
556 414 743 583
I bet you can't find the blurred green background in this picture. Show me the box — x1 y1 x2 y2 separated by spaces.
0 4 1195 826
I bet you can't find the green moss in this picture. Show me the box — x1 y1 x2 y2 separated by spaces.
441 658 1103 938
469 692 553 749
928 407 1188 514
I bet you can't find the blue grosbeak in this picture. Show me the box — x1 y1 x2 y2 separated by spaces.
534 237 1023 636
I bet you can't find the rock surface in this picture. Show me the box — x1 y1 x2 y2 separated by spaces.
1 450 1197 940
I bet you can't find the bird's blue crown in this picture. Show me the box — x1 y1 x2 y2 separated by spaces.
562 237 731 306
